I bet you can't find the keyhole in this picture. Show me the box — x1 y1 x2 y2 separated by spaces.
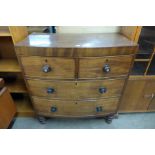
45 59 48 63
106 59 109 62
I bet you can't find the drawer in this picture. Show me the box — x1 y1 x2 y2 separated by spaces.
27 78 125 99
28 80 76 99
79 55 132 79
32 97 119 117
20 56 75 79
76 78 125 99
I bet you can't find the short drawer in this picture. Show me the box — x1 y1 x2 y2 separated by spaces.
27 78 125 99
32 97 119 117
20 56 75 79
79 55 132 79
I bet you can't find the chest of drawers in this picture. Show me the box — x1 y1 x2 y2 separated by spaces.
15 33 137 123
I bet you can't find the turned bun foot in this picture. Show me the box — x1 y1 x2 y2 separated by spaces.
37 115 47 124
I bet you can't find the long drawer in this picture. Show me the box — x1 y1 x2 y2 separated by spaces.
27 78 125 99
20 56 75 79
79 55 132 79
32 97 119 117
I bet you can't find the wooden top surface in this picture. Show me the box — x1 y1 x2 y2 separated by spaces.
15 33 137 48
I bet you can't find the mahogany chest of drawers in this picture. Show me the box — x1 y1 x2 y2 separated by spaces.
15 33 137 123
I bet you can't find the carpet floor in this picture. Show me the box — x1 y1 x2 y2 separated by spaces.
12 113 155 129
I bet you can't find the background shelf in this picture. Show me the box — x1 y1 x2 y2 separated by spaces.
0 59 21 72
131 61 148 75
147 55 155 75
12 94 35 117
0 29 11 37
135 59 150 62
27 26 48 34
0 26 33 118
7 79 27 93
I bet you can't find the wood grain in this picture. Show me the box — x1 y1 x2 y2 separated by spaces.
15 33 137 48
76 78 125 100
15 32 136 117
0 59 21 72
21 56 75 79
9 26 28 44
0 87 16 128
119 78 155 112
134 26 142 43
27 78 125 100
15 33 138 57
6 79 27 93
120 26 140 42
0 37 16 58
148 97 155 110
27 79 75 99
0 29 11 37
15 96 35 117
32 97 119 117
79 55 132 79
15 46 137 58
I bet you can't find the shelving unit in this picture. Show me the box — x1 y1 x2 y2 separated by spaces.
16 100 34 117
0 27 11 37
134 59 150 62
131 61 148 75
131 27 155 76
6 79 27 93
12 94 35 117
0 26 33 116
27 26 48 34
0 30 11 37
0 59 21 72
119 26 155 113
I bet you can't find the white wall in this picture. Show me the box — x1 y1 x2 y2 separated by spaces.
56 26 120 33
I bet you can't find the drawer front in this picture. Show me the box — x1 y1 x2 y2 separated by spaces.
76 78 125 99
79 55 132 79
27 78 125 99
20 56 75 79
27 80 76 99
32 97 119 117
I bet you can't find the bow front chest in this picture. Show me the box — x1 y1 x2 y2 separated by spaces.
15 33 137 123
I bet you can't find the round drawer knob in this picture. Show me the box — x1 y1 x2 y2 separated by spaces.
103 64 110 73
99 87 107 94
42 64 52 73
47 88 55 94
51 106 57 112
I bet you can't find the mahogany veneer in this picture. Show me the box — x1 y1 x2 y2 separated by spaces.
15 33 137 123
